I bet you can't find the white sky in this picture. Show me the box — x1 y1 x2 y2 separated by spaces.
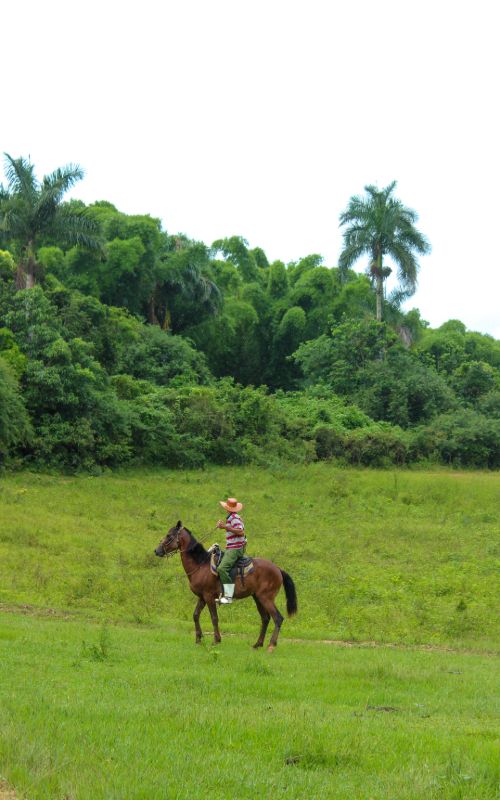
2 0 499 338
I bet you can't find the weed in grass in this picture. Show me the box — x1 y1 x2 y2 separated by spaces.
199 638 222 662
244 659 272 676
80 623 112 662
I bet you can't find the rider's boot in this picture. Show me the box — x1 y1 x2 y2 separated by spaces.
219 584 235 604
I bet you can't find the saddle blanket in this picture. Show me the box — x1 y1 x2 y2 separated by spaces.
209 543 255 580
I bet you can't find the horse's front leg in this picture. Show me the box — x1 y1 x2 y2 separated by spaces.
193 597 206 644
206 599 222 644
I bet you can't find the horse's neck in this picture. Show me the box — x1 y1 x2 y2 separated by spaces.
179 531 203 576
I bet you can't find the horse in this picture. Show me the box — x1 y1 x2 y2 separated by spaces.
154 521 297 652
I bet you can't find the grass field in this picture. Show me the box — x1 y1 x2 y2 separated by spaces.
0 614 498 800
0 466 499 798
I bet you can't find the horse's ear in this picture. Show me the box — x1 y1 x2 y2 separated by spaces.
176 520 182 529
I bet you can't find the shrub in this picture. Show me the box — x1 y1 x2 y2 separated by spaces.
413 410 500 468
343 426 409 466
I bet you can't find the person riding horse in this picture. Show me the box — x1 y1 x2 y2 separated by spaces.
154 520 297 650
216 497 247 604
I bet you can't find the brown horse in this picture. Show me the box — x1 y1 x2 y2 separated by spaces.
154 521 297 651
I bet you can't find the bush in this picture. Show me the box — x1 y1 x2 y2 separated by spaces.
343 426 409 466
413 410 500 468
161 380 287 466
314 427 346 460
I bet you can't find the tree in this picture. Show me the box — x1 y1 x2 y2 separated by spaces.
0 356 32 460
267 260 288 298
0 154 100 289
88 204 166 317
338 182 430 321
271 306 307 389
293 318 454 426
153 241 222 333
451 361 498 402
211 236 260 283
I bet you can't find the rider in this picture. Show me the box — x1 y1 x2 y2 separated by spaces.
216 497 247 604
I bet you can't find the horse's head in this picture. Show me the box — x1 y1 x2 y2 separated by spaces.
154 520 183 558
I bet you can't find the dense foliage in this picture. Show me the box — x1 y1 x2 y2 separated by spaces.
1 157 499 470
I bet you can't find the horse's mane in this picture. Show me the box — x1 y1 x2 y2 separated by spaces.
183 527 210 565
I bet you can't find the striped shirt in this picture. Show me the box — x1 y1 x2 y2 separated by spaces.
225 513 247 549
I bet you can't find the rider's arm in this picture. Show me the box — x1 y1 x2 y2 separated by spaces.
225 523 244 533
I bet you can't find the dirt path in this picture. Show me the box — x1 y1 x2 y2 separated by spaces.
0 779 18 799
285 636 499 656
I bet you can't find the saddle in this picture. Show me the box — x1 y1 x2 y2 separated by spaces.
209 544 255 581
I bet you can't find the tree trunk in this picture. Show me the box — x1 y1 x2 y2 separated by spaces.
162 308 172 332
147 292 160 325
23 245 37 289
15 264 26 290
375 273 383 321
375 249 384 321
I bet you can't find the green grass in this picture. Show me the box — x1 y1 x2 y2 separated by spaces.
0 613 498 800
0 466 499 649
0 466 499 798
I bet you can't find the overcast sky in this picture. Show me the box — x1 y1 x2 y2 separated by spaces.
3 0 499 338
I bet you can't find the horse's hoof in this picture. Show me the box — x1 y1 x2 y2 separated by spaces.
253 643 263 649
267 645 275 653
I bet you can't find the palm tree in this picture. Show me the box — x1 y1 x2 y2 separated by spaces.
150 240 222 332
338 182 430 321
0 154 100 289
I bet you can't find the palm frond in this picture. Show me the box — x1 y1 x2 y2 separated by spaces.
397 216 431 255
50 206 102 250
387 239 418 286
387 285 415 307
3 153 38 200
1 204 30 238
42 165 85 202
338 241 370 275
374 180 397 200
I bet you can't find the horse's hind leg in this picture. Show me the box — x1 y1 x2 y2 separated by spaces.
259 596 284 652
267 604 284 652
252 595 270 649
193 597 206 644
207 599 222 644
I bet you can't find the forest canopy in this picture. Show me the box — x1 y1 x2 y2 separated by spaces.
1 156 499 470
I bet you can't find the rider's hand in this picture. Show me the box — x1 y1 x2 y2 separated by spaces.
216 520 226 530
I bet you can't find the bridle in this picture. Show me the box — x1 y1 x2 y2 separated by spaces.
160 528 182 558
160 527 205 578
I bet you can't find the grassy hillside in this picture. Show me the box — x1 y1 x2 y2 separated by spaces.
0 466 498 650
1 466 499 799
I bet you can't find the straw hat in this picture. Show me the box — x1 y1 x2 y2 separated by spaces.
219 497 243 513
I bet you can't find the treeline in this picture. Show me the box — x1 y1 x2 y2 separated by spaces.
1 157 499 470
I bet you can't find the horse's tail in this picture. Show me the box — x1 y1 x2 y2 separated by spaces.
280 570 298 617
